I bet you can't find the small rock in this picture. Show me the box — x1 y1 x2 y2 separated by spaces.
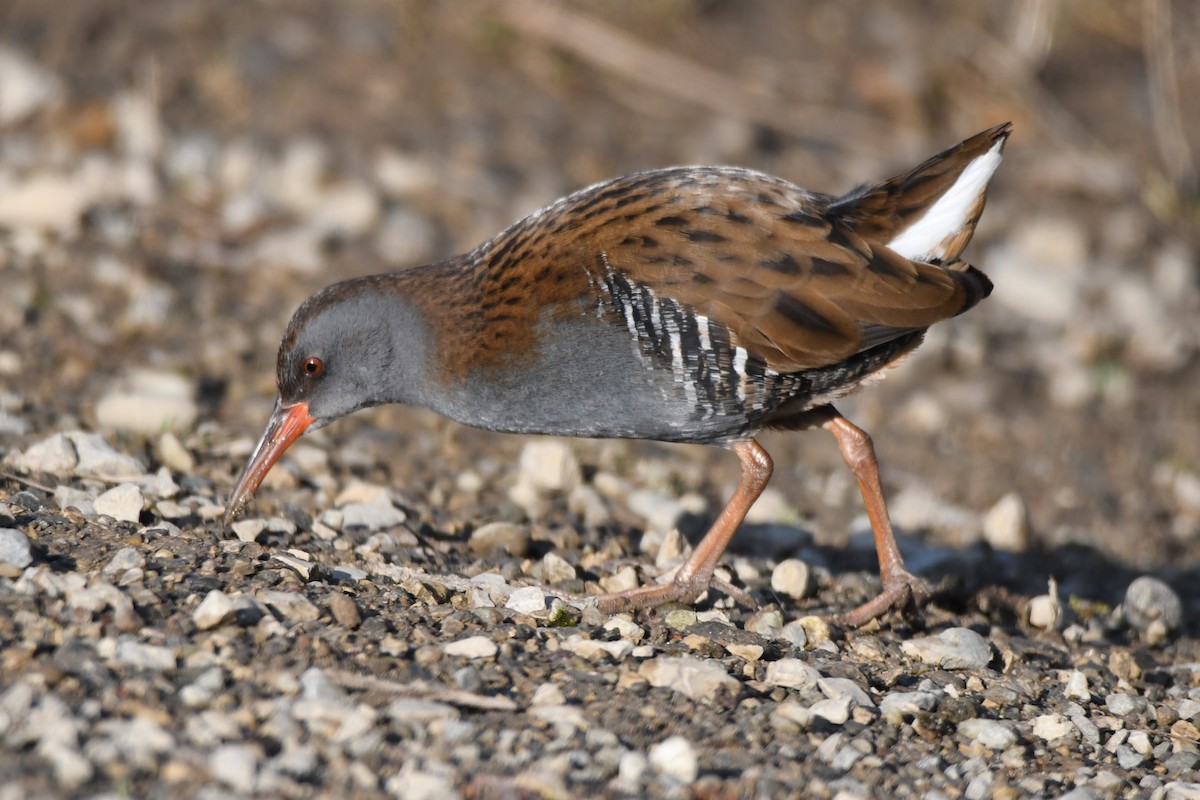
259 590 320 623
468 522 531 557
0 45 62 125
1032 713 1076 741
902 628 992 670
819 677 874 708
231 519 268 543
69 432 146 479
516 440 580 493
102 546 145 580
300 667 344 702
1106 692 1146 717
603 615 645 642
770 559 811 600
764 658 821 690
95 370 197 434
648 735 698 784
6 432 78 474
537 551 577 584
617 750 649 791
444 636 498 659
1123 576 1183 643
777 620 809 649
880 690 940 723
0 172 86 234
958 719 1019 750
562 635 634 662
386 698 459 725
327 593 361 628
726 643 764 662
530 683 566 707
1028 591 1064 631
809 695 853 725
982 492 1028 552
105 638 177 671
640 655 739 701
157 432 195 474
193 590 237 630
505 586 547 615
94 483 145 523
209 743 259 794
0 528 33 568
339 501 405 530
744 608 783 637
1065 670 1090 702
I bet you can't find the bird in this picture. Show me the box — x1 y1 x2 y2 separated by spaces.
224 123 1011 627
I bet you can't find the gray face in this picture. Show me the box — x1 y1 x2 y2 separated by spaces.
276 291 419 426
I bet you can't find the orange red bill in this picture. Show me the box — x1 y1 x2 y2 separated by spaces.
223 401 313 527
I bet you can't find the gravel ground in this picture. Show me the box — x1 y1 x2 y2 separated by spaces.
1 2 1199 798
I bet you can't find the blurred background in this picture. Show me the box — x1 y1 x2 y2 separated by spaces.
1 0 1197 599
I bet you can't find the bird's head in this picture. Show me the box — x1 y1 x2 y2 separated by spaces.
223 279 427 525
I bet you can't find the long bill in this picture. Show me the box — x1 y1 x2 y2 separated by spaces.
223 400 314 527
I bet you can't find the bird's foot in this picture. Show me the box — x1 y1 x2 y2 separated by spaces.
594 570 752 614
832 568 932 629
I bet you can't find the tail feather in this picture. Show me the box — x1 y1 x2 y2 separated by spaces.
830 123 1012 263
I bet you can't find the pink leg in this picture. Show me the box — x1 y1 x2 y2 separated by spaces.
596 439 772 613
821 411 930 627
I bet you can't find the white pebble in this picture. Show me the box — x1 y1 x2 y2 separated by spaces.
770 559 811 599
505 586 547 615
193 590 236 630
0 528 32 568
444 636 498 659
94 483 145 523
95 370 197 434
982 492 1028 552
648 735 698 784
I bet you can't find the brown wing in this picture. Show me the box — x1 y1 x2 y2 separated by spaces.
583 170 985 372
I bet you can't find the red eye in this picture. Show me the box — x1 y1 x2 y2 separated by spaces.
302 356 324 377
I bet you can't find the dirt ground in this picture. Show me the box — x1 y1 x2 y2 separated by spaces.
1 2 1198 798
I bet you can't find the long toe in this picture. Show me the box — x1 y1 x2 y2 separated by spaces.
595 575 711 614
832 568 932 629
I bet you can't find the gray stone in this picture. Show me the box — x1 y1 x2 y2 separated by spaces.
902 628 992 670
958 719 1019 750
0 45 62 125
209 743 260 794
505 586 547 614
259 590 320 623
231 519 268 543
809 695 853 725
640 655 739 701
95 370 197 434
444 636 498 659
770 559 811 599
1032 713 1076 741
1123 576 1183 643
193 590 237 630
880 690 940 722
340 500 405 530
819 677 874 708
69 432 146 479
300 667 344 702
648 735 698 784
7 432 78 474
102 546 145 579
982 492 1028 552
764 658 821 689
0 527 32 568
94 483 145 523
468 522 531 557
